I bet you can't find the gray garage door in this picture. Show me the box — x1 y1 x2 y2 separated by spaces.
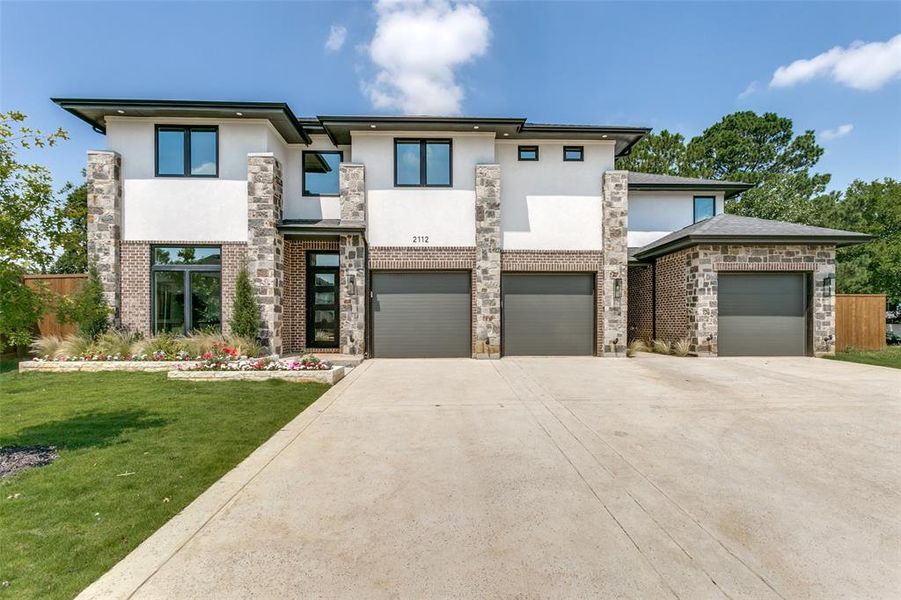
502 273 595 356
371 272 471 358
718 273 808 356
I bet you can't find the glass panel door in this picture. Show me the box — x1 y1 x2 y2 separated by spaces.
307 253 340 348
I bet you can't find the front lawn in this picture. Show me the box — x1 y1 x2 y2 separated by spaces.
826 346 901 369
0 371 328 599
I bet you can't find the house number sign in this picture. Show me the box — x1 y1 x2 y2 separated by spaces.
412 235 430 244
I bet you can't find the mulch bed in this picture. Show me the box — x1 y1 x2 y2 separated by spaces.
0 446 59 478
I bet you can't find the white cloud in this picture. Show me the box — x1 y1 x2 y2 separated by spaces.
362 0 490 115
325 24 347 52
738 80 759 100
818 123 854 141
770 34 901 91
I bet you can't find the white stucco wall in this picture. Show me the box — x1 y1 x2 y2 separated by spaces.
628 190 725 248
498 141 614 250
352 131 494 247
281 134 350 221
107 117 276 242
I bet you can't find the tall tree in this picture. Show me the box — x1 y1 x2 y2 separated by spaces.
51 180 88 273
0 111 68 349
616 130 686 175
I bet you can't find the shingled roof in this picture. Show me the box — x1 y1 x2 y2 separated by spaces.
633 213 871 260
628 172 754 198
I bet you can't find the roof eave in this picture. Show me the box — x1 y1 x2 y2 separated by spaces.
628 182 755 198
633 234 873 261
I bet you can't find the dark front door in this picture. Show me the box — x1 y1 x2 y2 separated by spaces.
306 252 340 348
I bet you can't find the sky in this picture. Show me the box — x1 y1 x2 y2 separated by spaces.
2 0 900 193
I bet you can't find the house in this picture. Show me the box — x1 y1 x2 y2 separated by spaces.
53 98 870 358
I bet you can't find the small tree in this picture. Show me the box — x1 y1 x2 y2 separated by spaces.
229 264 260 340
58 267 111 339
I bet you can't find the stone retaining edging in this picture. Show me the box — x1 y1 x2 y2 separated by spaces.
19 360 201 373
167 366 345 385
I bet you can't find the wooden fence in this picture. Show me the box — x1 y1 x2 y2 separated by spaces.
835 294 886 351
23 273 88 338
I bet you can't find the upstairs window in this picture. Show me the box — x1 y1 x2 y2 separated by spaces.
303 151 342 196
563 146 584 161
694 196 715 223
395 139 452 187
518 145 539 161
156 126 218 177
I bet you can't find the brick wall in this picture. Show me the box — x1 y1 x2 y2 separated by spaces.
283 239 340 353
655 249 690 343
368 246 476 269
627 265 653 342
119 241 246 337
500 250 603 272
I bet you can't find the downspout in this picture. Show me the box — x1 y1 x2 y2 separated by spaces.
651 260 657 340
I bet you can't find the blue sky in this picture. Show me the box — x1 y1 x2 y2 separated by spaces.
2 1 899 192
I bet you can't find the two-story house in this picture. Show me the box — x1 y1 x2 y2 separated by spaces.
54 98 869 358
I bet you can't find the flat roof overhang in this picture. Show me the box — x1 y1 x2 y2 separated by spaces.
632 234 873 261
278 219 366 237
51 98 312 144
628 182 754 199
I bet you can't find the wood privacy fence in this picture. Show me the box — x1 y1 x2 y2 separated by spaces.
23 273 88 338
835 294 886 351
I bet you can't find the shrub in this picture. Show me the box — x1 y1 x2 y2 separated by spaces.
141 333 187 357
229 265 260 341
626 339 647 358
59 333 96 358
58 267 111 339
651 339 671 354
95 329 141 358
30 334 63 359
672 339 691 357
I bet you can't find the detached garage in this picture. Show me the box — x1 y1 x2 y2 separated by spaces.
370 272 471 358
502 273 595 356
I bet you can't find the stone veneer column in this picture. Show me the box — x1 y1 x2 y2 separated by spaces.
86 150 123 324
811 248 837 355
473 164 501 359
339 164 366 355
247 153 284 354
601 171 629 355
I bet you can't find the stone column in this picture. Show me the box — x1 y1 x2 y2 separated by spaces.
86 150 122 324
685 248 718 355
339 164 366 355
811 247 836 356
601 171 629 356
473 164 501 359
247 153 284 354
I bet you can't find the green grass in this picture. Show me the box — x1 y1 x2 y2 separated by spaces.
0 371 328 599
826 346 901 369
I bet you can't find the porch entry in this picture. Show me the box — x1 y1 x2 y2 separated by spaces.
306 252 340 348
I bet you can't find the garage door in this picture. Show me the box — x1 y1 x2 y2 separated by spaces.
502 273 595 356
371 272 471 358
718 273 808 356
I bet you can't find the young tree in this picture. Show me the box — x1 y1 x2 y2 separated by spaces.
0 111 68 350
57 267 111 339
229 264 260 340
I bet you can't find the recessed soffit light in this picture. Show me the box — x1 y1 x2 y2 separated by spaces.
235 112 243 116
473 125 479 130
116 110 125 114
370 124 377 129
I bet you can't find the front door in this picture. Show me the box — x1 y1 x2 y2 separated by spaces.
306 252 340 349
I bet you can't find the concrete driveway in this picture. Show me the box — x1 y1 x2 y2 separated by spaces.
80 355 900 599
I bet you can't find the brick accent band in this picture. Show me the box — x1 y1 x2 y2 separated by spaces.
368 247 476 270
501 250 603 272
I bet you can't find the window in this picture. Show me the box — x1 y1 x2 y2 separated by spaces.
155 126 218 177
563 146 584 161
152 246 221 334
303 151 343 196
394 139 452 187
694 196 715 223
518 145 539 161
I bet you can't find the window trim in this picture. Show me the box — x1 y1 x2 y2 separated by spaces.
693 195 716 223
563 145 584 162
150 245 223 335
302 150 344 197
518 145 539 161
154 125 219 178
393 138 453 188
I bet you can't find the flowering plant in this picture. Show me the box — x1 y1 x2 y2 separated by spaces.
179 354 332 372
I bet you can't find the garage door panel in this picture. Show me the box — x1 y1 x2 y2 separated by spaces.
718 273 807 357
502 274 594 356
371 273 470 358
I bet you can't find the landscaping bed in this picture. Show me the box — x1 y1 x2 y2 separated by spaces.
0 370 329 599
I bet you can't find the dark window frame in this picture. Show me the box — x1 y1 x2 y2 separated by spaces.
393 138 453 188
306 251 340 348
154 125 219 178
563 145 584 161
150 245 222 335
302 150 344 197
693 195 716 223
518 145 539 161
